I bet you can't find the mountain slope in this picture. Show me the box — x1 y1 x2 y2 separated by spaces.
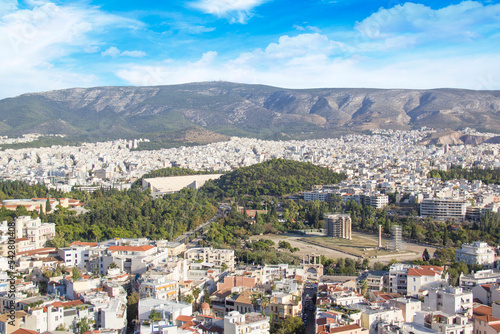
1 82 499 141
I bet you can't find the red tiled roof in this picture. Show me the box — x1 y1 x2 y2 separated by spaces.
475 315 500 323
70 241 98 247
108 245 155 252
17 247 56 256
12 329 39 334
177 315 194 323
407 268 439 277
489 323 500 332
330 324 362 333
474 305 493 316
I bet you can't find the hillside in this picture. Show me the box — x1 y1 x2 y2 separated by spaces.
202 158 347 198
1 82 500 143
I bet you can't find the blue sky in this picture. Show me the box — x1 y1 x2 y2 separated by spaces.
1 0 500 98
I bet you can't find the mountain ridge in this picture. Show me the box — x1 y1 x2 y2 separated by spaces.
1 81 500 143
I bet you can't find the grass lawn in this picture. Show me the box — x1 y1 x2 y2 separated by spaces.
300 232 416 258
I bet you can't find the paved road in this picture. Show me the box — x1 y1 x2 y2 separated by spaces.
303 284 317 333
175 216 217 245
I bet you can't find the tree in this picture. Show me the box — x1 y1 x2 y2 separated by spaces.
275 316 305 334
192 287 201 302
127 292 139 324
184 294 194 304
422 249 430 261
75 317 90 334
149 310 162 322
360 280 368 295
45 197 51 213
203 288 211 304
251 293 262 312
72 267 82 280
260 296 269 315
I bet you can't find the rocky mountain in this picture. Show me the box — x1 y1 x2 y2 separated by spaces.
1 82 499 143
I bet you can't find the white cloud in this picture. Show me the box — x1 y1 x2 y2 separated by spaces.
0 0 18 17
102 47 146 58
102 46 121 57
0 2 141 98
190 0 268 23
115 31 500 90
355 1 500 44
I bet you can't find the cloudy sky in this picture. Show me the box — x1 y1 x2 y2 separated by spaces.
1 0 500 98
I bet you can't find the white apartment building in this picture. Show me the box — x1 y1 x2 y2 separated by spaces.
139 277 178 301
455 241 496 268
423 286 473 316
389 297 422 322
184 247 235 271
420 198 467 221
460 269 500 288
389 264 445 296
138 298 192 334
303 190 333 202
363 194 389 209
14 216 55 249
414 311 472 334
360 307 404 334
471 283 500 306
98 298 127 332
224 311 270 334
57 246 90 269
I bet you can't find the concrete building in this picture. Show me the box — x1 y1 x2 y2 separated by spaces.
138 298 192 334
360 307 404 334
423 286 473 316
389 297 422 322
184 247 235 271
325 214 352 239
14 216 55 249
269 292 302 326
414 311 472 334
455 241 496 268
139 277 178 301
57 245 90 269
420 198 467 221
389 264 445 296
98 298 127 331
460 270 500 288
224 311 270 334
363 194 389 209
471 283 500 306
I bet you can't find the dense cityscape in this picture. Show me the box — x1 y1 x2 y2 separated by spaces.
1 127 500 334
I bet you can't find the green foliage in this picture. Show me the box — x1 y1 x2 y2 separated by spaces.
205 158 346 198
75 317 90 334
72 267 81 280
149 310 162 322
46 187 217 242
274 316 305 334
429 167 500 185
184 294 194 304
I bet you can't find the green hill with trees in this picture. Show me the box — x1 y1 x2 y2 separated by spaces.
203 158 346 198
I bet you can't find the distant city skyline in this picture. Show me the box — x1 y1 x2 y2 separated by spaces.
1 0 500 98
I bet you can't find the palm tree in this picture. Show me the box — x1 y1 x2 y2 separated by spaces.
260 296 269 315
192 287 201 301
192 287 201 310
251 292 262 312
